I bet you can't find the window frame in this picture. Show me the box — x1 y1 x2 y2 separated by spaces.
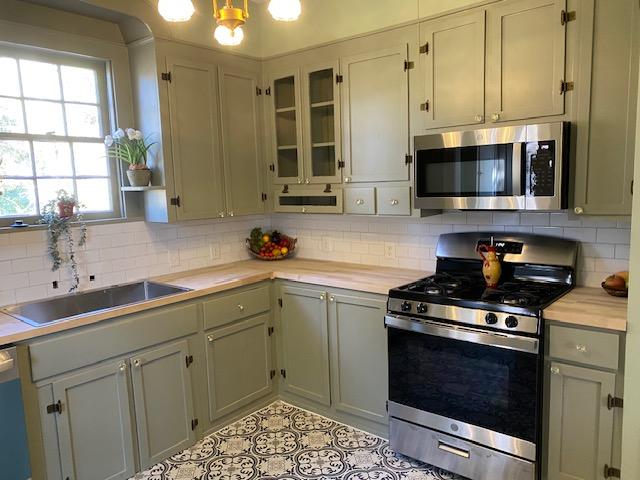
0 44 123 226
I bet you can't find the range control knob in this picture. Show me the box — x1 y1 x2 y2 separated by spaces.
505 316 519 329
401 301 412 312
485 312 498 325
416 303 428 314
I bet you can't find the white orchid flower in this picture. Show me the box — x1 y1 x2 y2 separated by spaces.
126 128 137 140
113 128 125 139
104 135 114 147
134 130 143 140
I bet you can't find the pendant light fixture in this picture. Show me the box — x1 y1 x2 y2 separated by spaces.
268 0 302 21
158 0 195 22
213 0 249 46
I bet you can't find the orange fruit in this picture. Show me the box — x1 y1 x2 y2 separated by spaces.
281 247 289 255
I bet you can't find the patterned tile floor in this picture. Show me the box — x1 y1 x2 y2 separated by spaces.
132 401 465 480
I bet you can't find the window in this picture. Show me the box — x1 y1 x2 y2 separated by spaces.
0 46 121 224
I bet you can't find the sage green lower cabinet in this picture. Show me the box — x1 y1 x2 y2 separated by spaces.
328 293 388 423
279 285 331 406
205 313 273 420
52 359 136 480
547 362 616 480
130 340 196 469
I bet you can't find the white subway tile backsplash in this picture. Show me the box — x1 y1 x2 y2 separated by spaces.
520 213 550 226
597 228 631 244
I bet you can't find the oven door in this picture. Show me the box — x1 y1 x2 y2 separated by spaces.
385 314 540 461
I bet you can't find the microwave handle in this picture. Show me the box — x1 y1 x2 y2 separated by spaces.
512 143 523 195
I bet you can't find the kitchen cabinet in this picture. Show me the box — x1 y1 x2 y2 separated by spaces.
486 0 567 122
166 58 225 221
218 67 265 217
278 284 331 406
52 359 136 480
340 45 410 183
419 10 486 129
547 362 616 480
302 61 342 184
130 339 196 469
205 313 273 420
572 0 639 215
328 293 388 424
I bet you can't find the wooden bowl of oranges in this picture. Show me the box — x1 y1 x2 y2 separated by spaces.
246 228 297 261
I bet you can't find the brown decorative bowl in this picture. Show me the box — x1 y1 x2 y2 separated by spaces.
601 283 628 298
246 235 297 261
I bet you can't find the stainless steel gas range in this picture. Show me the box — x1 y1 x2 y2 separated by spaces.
385 232 578 480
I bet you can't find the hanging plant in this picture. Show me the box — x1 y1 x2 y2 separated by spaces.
39 190 87 292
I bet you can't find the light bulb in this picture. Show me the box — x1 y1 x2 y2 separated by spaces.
214 25 244 46
158 0 195 22
268 0 302 21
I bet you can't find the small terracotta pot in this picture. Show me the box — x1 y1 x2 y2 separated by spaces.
57 202 75 218
127 168 152 187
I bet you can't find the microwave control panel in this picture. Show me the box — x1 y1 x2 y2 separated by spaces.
527 140 556 197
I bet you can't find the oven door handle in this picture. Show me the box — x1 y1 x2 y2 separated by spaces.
384 315 539 354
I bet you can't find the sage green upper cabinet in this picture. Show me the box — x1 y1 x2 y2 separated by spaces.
420 11 486 129
205 313 273 421
573 0 639 215
130 340 196 469
166 58 225 220
328 293 388 424
268 70 304 185
547 362 616 480
218 67 265 217
302 62 342 184
340 46 410 183
486 0 567 123
52 359 136 480
279 285 331 406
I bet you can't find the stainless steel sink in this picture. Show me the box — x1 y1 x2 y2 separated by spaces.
3 281 192 327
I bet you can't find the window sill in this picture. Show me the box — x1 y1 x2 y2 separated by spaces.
0 216 140 235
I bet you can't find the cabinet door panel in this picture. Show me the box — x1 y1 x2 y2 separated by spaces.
53 360 135 480
219 67 264 216
573 0 639 215
547 362 615 480
329 293 388 423
486 0 566 122
421 11 485 129
166 58 225 220
206 313 273 420
341 46 409 182
279 285 331 406
131 340 195 469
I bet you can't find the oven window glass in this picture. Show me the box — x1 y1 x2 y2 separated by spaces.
388 326 539 443
416 144 515 197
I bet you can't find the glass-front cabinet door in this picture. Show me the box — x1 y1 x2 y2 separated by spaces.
302 62 342 184
270 71 304 185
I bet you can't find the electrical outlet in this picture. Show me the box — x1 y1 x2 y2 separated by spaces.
384 242 396 259
322 237 335 252
168 251 180 268
210 242 221 260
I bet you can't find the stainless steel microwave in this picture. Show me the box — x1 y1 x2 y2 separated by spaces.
413 122 570 211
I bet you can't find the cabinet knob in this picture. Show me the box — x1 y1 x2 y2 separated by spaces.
344 177 351 183
491 112 501 122
576 344 588 353
390 199 399 206
207 335 214 343
305 178 310 184
320 293 326 301
550 366 561 375
237 304 244 311
329 296 335 302
574 206 584 215
301 207 307 213
355 199 364 206
475 114 484 122
219 212 225 218
118 362 127 372
228 212 234 217
133 359 142 368
297 178 303 184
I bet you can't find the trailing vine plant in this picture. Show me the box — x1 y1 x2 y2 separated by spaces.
39 190 87 292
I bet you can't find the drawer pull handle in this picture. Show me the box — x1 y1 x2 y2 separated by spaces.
575 344 587 353
207 335 214 343
118 362 127 372
390 199 399 206
550 366 561 375
355 199 365 205
237 304 245 311
438 441 470 459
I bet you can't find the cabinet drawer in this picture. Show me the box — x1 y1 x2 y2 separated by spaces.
203 285 270 330
549 325 619 370
376 186 411 216
344 188 376 215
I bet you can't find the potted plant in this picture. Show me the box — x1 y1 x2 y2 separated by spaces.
105 128 155 187
39 190 87 292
